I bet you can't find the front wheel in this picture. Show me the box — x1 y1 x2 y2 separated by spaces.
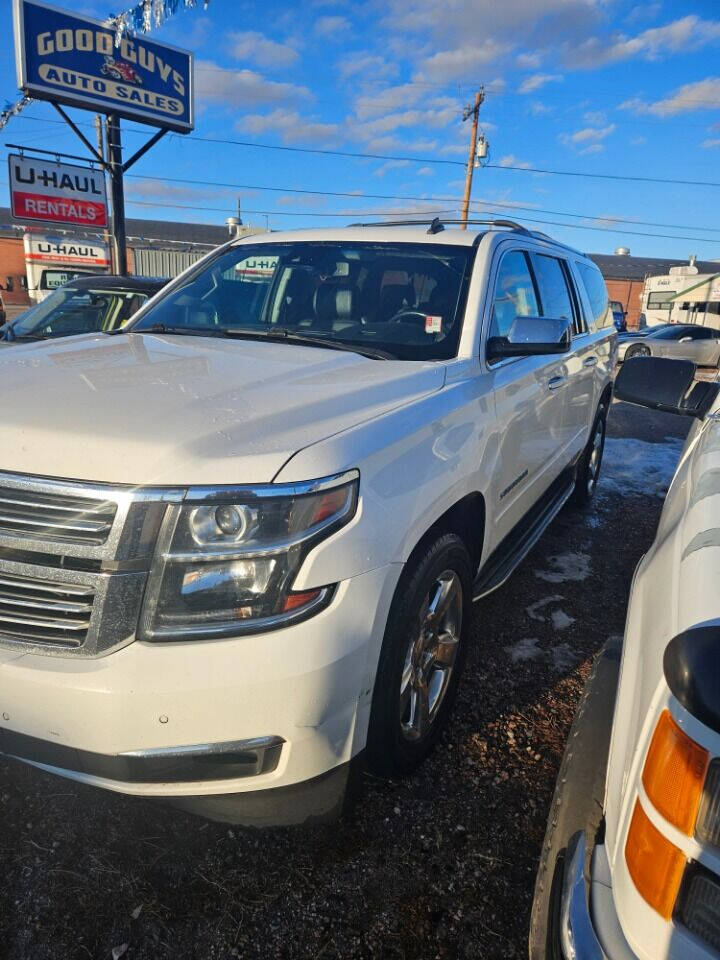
625 344 650 360
572 402 607 507
365 533 473 777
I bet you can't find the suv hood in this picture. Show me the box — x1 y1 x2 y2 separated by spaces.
0 333 445 485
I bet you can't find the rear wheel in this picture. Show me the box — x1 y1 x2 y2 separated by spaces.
365 533 472 776
572 402 607 507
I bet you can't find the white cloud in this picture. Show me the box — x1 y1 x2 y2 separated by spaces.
620 77 720 116
583 109 607 125
579 143 604 155
315 15 350 36
518 72 562 94
630 135 646 146
497 154 531 168
418 40 511 81
702 138 720 149
529 100 553 115
194 61 311 108
227 31 299 69
350 102 459 142
516 52 542 69
240 108 339 144
417 166 434 176
374 160 410 177
625 3 661 25
567 15 720 68
560 123 616 145
338 53 399 81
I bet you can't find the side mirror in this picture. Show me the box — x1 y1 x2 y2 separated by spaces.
487 315 571 360
614 356 719 419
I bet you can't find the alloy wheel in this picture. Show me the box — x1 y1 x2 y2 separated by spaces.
399 570 463 742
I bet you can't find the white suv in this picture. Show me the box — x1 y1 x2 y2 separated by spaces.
0 220 614 824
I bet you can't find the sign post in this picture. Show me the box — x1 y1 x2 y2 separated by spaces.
12 0 194 275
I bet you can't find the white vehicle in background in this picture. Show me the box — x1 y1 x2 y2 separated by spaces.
22 231 110 303
642 263 720 328
530 355 720 960
0 220 614 826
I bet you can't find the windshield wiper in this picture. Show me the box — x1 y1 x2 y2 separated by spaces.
130 323 226 337
221 327 395 360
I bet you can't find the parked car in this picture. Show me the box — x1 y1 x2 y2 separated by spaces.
530 355 720 960
0 221 614 825
609 299 627 332
0 275 168 343
615 324 673 362
622 323 720 367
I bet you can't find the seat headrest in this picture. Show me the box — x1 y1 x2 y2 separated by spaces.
314 282 354 328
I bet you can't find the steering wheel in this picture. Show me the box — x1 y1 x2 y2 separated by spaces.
388 309 431 326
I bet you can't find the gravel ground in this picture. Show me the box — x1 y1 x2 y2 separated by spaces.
0 401 690 960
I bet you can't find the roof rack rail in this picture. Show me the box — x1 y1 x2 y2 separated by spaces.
348 217 532 234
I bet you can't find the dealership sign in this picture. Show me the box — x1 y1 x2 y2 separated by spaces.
13 0 193 132
9 154 108 228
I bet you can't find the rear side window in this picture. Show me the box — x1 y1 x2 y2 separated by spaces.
531 254 582 333
577 262 612 328
489 250 539 340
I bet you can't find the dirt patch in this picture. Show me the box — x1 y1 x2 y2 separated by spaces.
0 405 686 959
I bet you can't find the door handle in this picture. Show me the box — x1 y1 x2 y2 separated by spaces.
583 356 599 367
548 376 566 391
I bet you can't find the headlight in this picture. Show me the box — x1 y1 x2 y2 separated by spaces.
139 470 359 641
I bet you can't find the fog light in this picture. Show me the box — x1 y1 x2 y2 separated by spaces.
625 800 685 919
697 759 720 851
677 866 720 953
642 710 709 835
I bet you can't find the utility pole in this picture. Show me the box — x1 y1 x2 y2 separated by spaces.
460 88 484 229
94 114 112 270
106 113 127 276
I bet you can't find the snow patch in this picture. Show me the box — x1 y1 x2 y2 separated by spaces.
536 552 591 583
550 643 580 672
551 609 575 631
526 595 564 621
504 637 542 662
600 436 683 498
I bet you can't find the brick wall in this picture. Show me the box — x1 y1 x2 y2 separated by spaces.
0 236 30 307
605 278 646 329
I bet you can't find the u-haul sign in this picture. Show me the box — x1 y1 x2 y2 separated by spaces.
24 232 110 267
9 153 108 228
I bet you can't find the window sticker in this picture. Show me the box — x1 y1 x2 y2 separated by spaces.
425 315 442 334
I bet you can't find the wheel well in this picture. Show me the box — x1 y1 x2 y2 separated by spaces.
411 492 486 577
599 381 613 410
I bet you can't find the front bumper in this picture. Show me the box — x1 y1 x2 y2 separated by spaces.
559 833 638 960
0 563 400 821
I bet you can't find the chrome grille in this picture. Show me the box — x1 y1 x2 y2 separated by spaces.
0 571 94 648
0 486 116 546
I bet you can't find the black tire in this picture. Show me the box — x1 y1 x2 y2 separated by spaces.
572 401 607 507
625 344 650 360
528 638 622 960
365 532 473 777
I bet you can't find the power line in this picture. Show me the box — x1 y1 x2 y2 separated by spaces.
117 172 720 234
6 113 720 188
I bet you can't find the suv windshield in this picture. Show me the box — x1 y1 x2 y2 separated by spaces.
8 286 151 340
130 241 475 360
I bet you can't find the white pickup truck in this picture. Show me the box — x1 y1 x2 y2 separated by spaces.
0 221 614 824
530 356 720 960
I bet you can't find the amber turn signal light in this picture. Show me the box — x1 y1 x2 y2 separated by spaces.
642 710 709 835
626 800 686 919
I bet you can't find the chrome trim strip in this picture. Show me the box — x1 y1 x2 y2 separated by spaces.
560 831 606 960
183 468 360 503
120 735 284 760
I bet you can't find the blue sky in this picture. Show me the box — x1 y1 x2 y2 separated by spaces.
1 0 720 259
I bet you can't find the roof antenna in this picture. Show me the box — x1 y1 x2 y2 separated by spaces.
427 217 445 235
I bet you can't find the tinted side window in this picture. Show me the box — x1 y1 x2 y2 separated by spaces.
577 262 612 328
532 254 577 328
489 250 539 342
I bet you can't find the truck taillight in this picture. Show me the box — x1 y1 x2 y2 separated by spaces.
642 710 709 835
625 800 685 919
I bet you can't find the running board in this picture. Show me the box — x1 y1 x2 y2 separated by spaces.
473 471 575 601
